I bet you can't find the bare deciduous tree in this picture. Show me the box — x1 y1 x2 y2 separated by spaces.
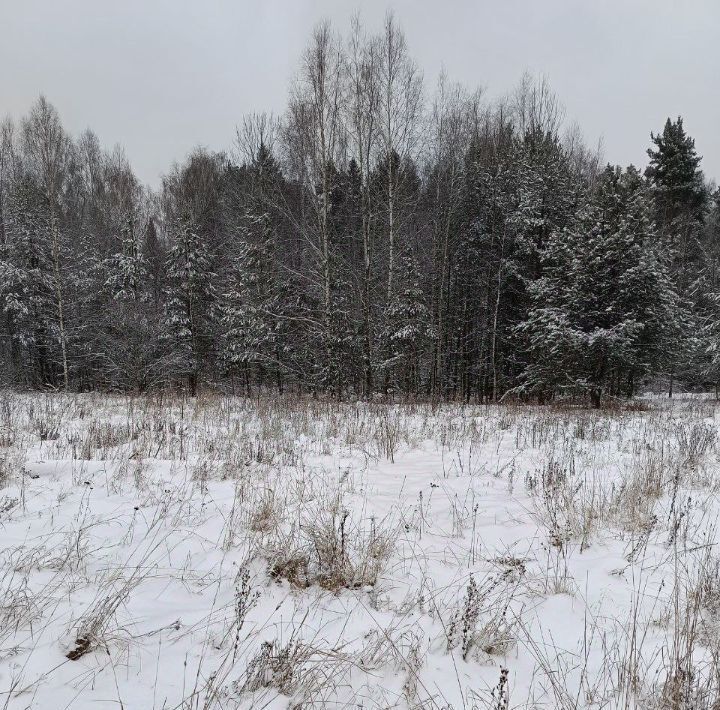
377 12 422 301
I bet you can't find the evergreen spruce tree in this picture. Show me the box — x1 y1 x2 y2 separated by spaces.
0 176 58 385
520 165 678 406
164 221 218 395
91 215 168 391
701 190 720 392
102 217 147 301
219 211 279 391
382 254 434 394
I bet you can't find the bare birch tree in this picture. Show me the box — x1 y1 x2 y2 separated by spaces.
284 21 347 386
346 15 380 395
376 12 422 302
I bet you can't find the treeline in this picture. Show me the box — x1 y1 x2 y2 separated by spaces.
1 17 719 404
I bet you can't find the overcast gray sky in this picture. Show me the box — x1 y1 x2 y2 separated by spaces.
2 0 718 186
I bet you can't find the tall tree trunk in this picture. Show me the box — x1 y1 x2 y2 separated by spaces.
362 200 373 397
50 209 69 390
387 170 395 300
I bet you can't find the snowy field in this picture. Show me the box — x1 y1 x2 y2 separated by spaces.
1 392 720 709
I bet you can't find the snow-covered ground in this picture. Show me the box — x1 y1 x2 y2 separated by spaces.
1 392 719 709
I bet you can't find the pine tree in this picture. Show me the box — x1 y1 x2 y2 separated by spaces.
646 118 710 392
646 117 706 229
